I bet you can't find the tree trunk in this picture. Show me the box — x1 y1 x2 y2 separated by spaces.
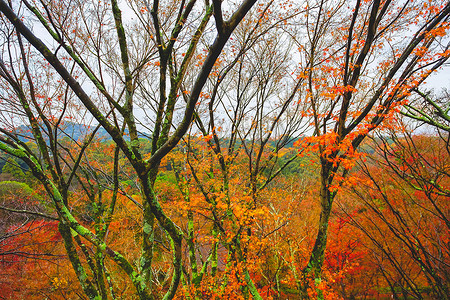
302 161 335 299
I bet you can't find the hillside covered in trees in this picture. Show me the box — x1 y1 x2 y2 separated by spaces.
0 0 449 299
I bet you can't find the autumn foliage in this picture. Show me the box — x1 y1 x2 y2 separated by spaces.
0 0 449 299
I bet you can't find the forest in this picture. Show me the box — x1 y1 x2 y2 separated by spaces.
0 0 448 299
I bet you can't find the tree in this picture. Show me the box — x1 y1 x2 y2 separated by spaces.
1 0 449 299
343 129 449 299
286 0 450 296
166 7 315 296
0 0 259 298
403 88 450 133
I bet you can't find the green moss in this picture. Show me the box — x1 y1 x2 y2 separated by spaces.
143 222 152 234
131 139 140 149
70 228 79 237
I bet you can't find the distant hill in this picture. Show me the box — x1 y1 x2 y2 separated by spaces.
12 122 150 142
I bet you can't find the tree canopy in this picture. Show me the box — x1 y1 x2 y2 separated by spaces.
0 0 449 299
